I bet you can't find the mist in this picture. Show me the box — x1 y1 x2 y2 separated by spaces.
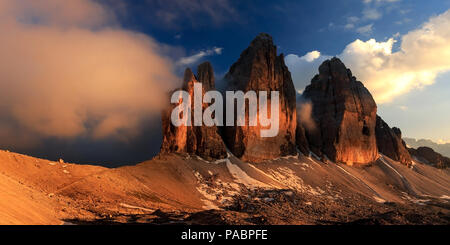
0 0 180 165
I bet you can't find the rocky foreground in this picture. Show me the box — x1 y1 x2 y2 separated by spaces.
0 149 449 225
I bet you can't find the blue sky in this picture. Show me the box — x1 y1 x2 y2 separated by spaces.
109 0 449 143
112 0 448 71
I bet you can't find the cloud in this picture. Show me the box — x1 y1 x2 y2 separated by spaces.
342 0 402 34
356 23 374 35
177 47 223 66
0 0 179 147
362 8 382 20
285 52 331 92
347 16 360 23
437 139 450 145
345 23 355 30
286 9 450 104
297 99 316 131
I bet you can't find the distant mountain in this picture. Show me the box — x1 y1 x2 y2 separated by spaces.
404 138 450 158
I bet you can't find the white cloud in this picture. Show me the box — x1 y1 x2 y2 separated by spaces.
285 52 331 92
301 51 321 62
362 8 382 20
286 9 450 104
348 16 360 23
177 47 223 66
345 23 355 29
356 23 374 35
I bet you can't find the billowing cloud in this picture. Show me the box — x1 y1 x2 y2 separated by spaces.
0 0 179 147
286 9 450 104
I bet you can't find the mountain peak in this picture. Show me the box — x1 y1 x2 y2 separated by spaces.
251 33 273 45
197 62 215 91
223 33 297 162
302 59 378 165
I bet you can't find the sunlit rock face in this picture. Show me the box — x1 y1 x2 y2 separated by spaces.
375 116 412 166
223 33 297 163
302 58 378 165
160 63 227 160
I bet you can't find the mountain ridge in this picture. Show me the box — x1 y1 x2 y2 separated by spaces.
404 137 450 158
0 33 449 225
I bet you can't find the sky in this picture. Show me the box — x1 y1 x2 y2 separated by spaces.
0 0 449 165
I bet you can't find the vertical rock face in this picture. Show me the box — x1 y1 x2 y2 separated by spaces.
302 58 378 165
296 123 310 156
222 33 297 163
375 116 412 166
160 63 227 160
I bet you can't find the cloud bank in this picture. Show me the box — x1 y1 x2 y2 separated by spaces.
286 9 450 104
0 0 179 148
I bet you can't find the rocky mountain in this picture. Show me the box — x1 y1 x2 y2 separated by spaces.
160 63 227 161
0 33 449 225
375 116 412 166
301 58 378 165
404 138 450 158
160 34 439 169
222 33 297 163
409 147 450 169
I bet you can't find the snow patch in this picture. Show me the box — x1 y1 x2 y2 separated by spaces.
226 160 268 188
440 195 450 200
120 203 154 212
373 196 386 203
268 167 324 195
401 192 430 205
193 170 239 210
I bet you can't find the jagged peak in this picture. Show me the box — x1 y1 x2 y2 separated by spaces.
183 68 195 83
196 61 215 90
318 57 348 77
248 33 276 52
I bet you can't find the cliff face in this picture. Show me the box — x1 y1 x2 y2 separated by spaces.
301 58 378 165
159 34 417 168
222 33 297 163
160 63 227 160
375 116 412 166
